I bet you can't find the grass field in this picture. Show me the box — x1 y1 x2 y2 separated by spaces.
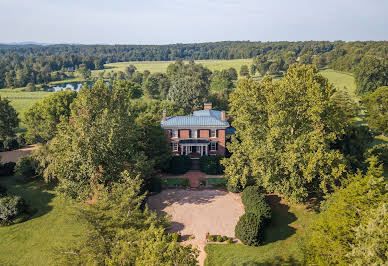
0 176 84 265
93 58 253 77
205 195 316 265
320 68 357 98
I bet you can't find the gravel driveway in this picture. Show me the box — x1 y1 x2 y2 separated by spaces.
148 189 244 266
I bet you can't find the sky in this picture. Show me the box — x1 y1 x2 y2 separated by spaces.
0 0 387 44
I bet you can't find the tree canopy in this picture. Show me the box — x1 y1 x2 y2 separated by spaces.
362 86 388 135
354 56 388 95
0 96 19 139
223 64 350 202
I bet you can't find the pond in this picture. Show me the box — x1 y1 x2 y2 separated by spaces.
50 82 83 92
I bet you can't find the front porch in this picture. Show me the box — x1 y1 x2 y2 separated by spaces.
178 139 211 157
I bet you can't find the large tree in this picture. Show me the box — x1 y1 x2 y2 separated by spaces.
306 158 387 265
354 56 388 95
56 171 198 265
223 64 349 202
362 86 388 135
0 96 19 139
24 90 78 143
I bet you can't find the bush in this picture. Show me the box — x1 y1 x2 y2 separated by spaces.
148 177 162 193
241 186 271 221
0 195 25 223
216 235 223 242
0 184 6 197
0 162 16 177
16 135 26 147
3 138 19 151
14 156 37 178
365 143 388 165
226 237 233 244
235 213 264 246
222 236 228 241
199 155 224 174
0 140 4 152
171 233 180 242
168 155 192 174
208 235 215 242
226 178 243 193
181 178 190 187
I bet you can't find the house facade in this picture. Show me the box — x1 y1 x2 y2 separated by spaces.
161 103 229 158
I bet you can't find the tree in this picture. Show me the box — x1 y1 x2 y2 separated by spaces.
142 73 170 99
355 56 388 95
306 158 387 265
223 65 348 202
26 82 36 92
239 65 250 78
0 96 19 139
168 76 209 113
56 171 198 265
33 80 149 199
77 64 91 79
125 65 137 77
24 90 78 142
210 70 235 91
362 86 388 135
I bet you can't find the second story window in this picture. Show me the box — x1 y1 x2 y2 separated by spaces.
192 129 197 138
172 130 178 138
211 129 217 138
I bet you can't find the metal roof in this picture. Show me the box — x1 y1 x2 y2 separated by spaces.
193 109 223 120
161 115 229 127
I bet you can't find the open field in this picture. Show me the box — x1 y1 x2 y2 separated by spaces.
320 68 357 98
205 195 316 265
92 58 253 77
0 176 85 265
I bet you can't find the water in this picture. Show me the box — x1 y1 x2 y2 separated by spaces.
50 83 83 92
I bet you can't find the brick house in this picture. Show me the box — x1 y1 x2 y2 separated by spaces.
161 103 229 158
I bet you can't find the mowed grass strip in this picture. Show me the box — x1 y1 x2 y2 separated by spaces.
205 195 316 265
0 176 85 266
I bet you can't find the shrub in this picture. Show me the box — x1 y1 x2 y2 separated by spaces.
208 235 215 242
216 235 223 242
171 233 180 242
226 178 243 193
241 186 271 220
3 138 19 151
222 236 228 241
235 213 264 246
16 135 26 147
365 143 388 165
0 184 6 197
148 177 162 193
0 140 4 152
0 162 16 177
168 155 192 174
181 178 190 187
0 195 25 223
226 238 233 244
14 156 37 178
199 155 224 174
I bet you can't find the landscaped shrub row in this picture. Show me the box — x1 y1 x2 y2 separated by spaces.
207 234 233 243
235 186 272 246
161 178 191 188
199 155 224 175
0 162 16 177
0 136 26 152
168 155 192 174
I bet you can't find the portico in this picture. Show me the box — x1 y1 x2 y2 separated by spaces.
179 139 210 157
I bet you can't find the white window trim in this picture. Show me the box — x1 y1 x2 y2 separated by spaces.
172 130 178 138
210 129 217 138
172 142 179 151
192 129 197 139
210 142 217 151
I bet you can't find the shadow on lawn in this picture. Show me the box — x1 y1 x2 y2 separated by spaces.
264 195 297 244
0 176 54 222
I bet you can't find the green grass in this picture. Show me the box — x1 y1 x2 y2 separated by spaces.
206 178 227 186
320 68 357 98
92 59 253 77
161 177 186 187
0 176 85 265
205 195 316 265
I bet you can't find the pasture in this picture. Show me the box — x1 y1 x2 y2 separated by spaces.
92 58 253 77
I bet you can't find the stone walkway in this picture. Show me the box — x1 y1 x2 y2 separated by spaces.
183 170 206 187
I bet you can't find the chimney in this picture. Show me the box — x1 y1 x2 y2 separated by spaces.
162 110 167 122
204 102 212 110
221 111 226 121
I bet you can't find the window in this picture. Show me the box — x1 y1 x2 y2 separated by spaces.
211 129 217 138
210 142 217 151
172 143 178 151
172 130 178 138
192 129 197 138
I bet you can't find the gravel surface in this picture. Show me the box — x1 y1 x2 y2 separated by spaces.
148 189 244 266
0 145 37 163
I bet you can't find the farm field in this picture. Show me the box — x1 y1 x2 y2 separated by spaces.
92 58 253 77
0 176 85 265
205 195 316 265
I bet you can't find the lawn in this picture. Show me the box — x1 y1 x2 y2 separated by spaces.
92 58 253 77
0 176 85 265
320 68 357 98
205 195 316 265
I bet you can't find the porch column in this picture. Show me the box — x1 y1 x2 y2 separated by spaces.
181 145 184 155
200 145 203 156
205 145 208 155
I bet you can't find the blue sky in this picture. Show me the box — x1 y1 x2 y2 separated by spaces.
0 0 387 44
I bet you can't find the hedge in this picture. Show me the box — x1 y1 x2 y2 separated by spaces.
241 186 271 220
199 155 224 174
235 213 264 246
168 155 192 174
0 195 26 223
14 156 37 178
0 162 16 177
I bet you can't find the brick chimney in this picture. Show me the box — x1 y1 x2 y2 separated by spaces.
204 102 212 110
221 111 226 121
162 110 167 122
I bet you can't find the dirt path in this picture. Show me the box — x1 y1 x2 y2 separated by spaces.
148 189 244 265
0 145 38 163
